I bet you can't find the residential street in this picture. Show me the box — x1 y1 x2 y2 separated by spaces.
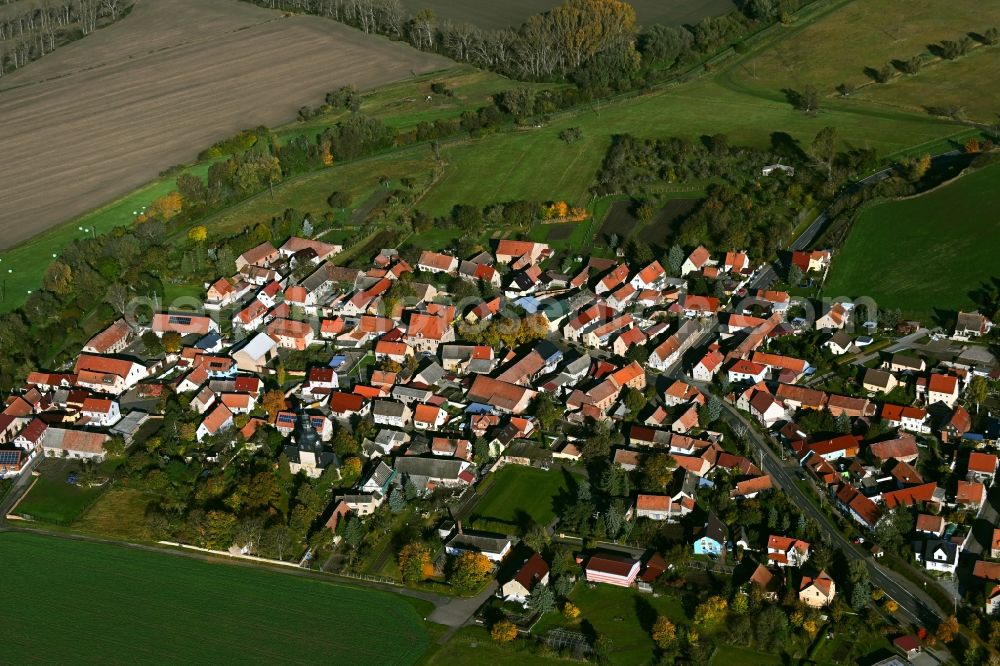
709 392 950 628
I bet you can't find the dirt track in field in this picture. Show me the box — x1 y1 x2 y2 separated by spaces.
0 0 449 249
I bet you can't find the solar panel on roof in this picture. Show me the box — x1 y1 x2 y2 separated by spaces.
0 450 21 464
169 315 193 325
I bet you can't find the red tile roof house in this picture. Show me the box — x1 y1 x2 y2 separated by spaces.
14 418 48 451
327 392 371 421
220 393 256 415
82 319 134 355
957 480 987 509
495 240 551 265
880 404 930 434
235 241 280 272
634 494 691 521
630 260 666 290
585 553 641 587
869 436 919 464
663 380 700 407
671 405 699 434
233 299 270 332
74 355 148 395
501 553 550 604
692 350 724 382
413 403 448 430
927 374 960 408
417 250 459 274
767 535 810 568
467 375 537 415
80 398 121 427
279 236 340 262
967 451 999 484
802 435 861 462
728 359 768 385
196 404 233 442
405 312 455 354
266 318 315 350
749 392 788 428
151 312 219 338
612 327 647 357
681 245 711 276
682 295 721 318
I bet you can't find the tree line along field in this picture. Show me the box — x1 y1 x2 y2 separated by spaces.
730 0 1000 122
0 531 431 664
0 0 449 250
823 161 1000 317
399 0 736 31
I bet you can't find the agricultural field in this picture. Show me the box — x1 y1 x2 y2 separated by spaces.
823 161 1000 318
0 0 448 249
532 584 688 665
399 0 736 31
730 0 1000 120
469 466 575 532
0 532 430 664
13 459 106 525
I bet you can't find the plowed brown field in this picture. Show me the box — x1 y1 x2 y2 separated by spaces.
0 0 448 248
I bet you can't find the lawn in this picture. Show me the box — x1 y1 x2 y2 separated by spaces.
72 488 161 541
0 532 430 664
710 644 784 665
14 461 106 525
532 584 689 665
730 0 1000 121
469 466 574 532
426 626 568 665
823 161 1000 318
419 76 961 216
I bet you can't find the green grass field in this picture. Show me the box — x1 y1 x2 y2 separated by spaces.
420 77 961 215
469 466 573 532
731 0 1000 121
533 584 688 665
709 644 784 665
15 467 106 525
72 488 160 541
0 532 430 664
824 162 1000 318
426 626 567 665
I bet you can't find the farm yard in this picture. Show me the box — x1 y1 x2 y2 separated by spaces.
823 161 1000 318
468 466 575 533
0 532 431 664
0 0 448 249
729 0 1000 121
399 0 736 30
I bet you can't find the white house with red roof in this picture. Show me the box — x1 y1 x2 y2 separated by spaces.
927 374 960 408
417 250 459 274
968 451 998 484
681 245 711 276
80 398 121 427
630 260 666 290
767 535 810 567
74 355 147 395
692 350 724 382
728 359 768 385
584 553 640 587
197 404 233 442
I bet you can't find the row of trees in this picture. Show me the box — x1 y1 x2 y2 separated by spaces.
0 0 130 75
241 0 806 94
